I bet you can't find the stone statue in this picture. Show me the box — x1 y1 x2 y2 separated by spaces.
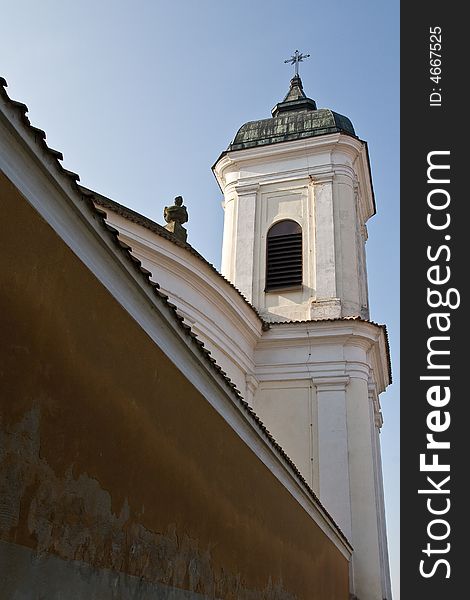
163 196 188 242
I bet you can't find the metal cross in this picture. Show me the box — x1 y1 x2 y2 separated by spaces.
284 50 310 77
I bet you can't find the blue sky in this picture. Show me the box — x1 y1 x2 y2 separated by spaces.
1 0 400 595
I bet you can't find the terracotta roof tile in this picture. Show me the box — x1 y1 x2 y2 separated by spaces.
84 188 265 324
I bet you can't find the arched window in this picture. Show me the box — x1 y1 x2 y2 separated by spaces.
266 220 303 291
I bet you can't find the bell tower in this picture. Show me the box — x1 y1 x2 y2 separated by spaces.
213 59 392 600
214 69 374 323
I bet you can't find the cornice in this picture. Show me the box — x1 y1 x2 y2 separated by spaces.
255 360 371 384
258 319 391 390
260 318 384 342
223 168 334 195
213 132 366 188
226 132 363 163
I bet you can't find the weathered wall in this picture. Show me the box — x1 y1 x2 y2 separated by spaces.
0 172 349 599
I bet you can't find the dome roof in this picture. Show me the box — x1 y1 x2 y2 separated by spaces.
229 75 356 152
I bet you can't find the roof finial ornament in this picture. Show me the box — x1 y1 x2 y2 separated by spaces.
270 50 316 117
284 49 310 77
164 196 188 242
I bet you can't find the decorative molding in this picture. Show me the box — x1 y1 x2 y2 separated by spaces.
368 382 384 430
374 412 384 430
234 182 260 195
245 373 259 398
312 375 350 392
309 172 335 184
216 132 364 167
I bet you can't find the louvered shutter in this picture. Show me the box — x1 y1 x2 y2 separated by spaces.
266 220 303 291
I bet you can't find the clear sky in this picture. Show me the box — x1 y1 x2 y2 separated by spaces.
1 0 400 596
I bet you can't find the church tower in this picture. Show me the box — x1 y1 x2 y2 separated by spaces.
213 57 392 600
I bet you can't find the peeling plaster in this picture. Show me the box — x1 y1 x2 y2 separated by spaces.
0 408 296 600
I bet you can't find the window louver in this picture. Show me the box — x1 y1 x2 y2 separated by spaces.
266 220 303 291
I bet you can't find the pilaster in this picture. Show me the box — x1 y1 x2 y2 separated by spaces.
312 174 338 307
233 183 259 302
313 375 352 540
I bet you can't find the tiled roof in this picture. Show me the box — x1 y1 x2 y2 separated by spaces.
84 188 266 326
0 76 352 549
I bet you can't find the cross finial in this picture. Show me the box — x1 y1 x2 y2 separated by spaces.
284 49 310 77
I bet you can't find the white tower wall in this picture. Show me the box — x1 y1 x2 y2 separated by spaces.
215 134 374 323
